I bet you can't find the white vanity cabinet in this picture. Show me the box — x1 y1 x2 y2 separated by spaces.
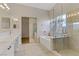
40 36 53 51
40 35 69 52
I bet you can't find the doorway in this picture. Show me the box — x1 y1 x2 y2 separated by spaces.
21 17 29 44
29 17 37 43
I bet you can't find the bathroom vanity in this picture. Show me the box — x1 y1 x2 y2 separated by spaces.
40 35 69 52
39 14 69 52
40 36 53 51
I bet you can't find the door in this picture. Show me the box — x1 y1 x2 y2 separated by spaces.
22 17 29 44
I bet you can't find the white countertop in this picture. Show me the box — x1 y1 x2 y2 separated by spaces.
40 34 69 40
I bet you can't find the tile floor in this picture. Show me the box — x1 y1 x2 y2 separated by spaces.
14 43 56 56
14 38 79 56
59 49 79 56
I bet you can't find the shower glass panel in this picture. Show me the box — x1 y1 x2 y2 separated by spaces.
32 18 37 42
51 14 69 52
50 3 79 55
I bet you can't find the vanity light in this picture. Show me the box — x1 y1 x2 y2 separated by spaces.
68 14 71 18
70 13 74 17
77 12 79 15
0 4 5 9
73 13 77 16
68 13 76 17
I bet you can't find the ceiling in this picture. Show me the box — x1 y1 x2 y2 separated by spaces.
21 3 55 11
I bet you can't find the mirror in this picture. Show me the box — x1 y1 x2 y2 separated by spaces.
1 17 10 29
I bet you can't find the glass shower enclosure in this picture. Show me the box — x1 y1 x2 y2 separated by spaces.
50 14 69 52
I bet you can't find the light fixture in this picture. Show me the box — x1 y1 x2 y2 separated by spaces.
77 12 79 15
68 13 77 18
68 14 71 18
0 4 5 9
0 3 10 10
73 13 77 16
3 3 10 10
70 13 74 17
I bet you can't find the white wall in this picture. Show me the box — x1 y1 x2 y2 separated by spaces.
8 3 50 44
37 18 50 36
9 3 48 18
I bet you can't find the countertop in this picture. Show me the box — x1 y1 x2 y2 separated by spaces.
40 34 69 40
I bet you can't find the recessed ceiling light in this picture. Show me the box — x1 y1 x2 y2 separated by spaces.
3 3 10 10
0 4 5 9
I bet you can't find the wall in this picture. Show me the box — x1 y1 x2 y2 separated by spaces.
37 18 50 36
8 3 50 44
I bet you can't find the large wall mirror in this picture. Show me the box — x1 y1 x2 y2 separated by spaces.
1 17 10 29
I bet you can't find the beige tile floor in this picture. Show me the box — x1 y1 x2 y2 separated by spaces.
14 43 56 56
15 38 79 56
59 49 79 56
